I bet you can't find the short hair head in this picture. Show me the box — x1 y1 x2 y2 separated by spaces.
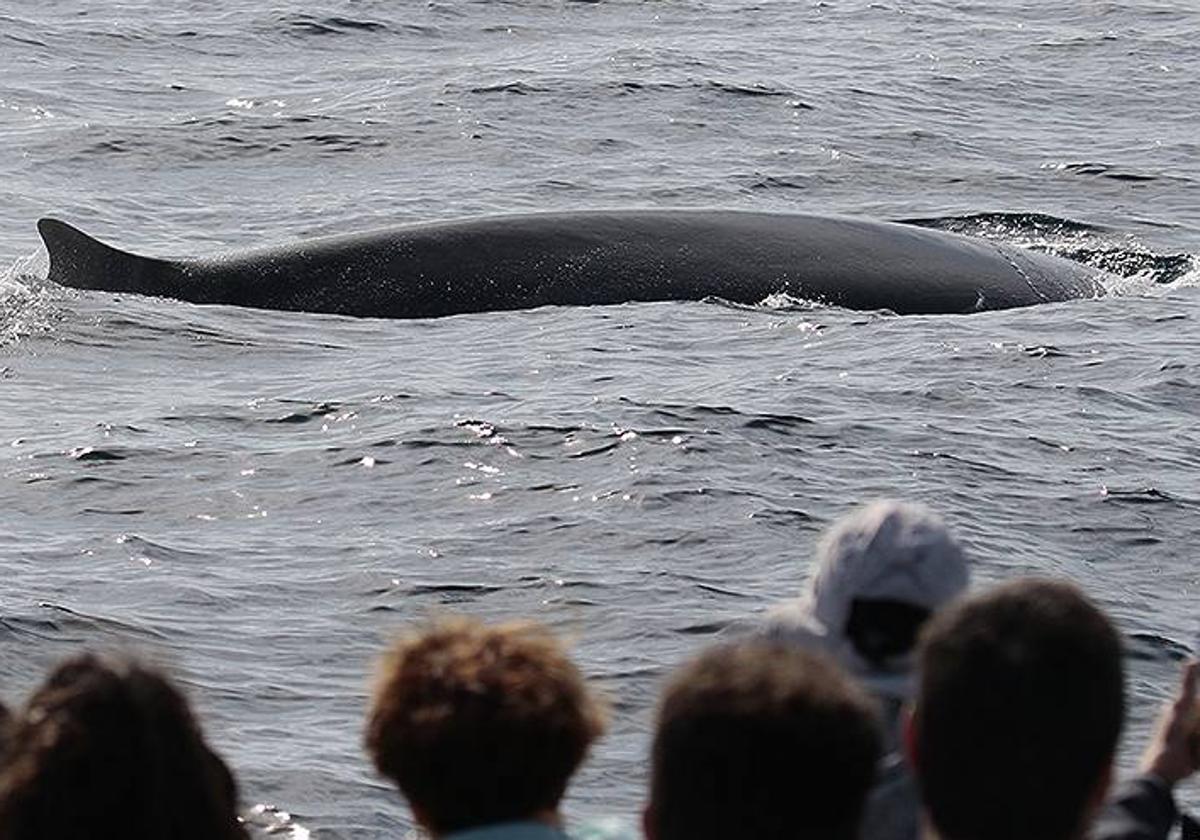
648 641 881 840
913 578 1124 840
0 652 246 840
364 616 607 835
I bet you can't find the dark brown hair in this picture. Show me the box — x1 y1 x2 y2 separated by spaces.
648 641 881 840
364 616 607 835
0 652 246 840
914 578 1124 840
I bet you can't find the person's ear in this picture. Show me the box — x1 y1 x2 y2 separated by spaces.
902 703 919 769
642 802 657 840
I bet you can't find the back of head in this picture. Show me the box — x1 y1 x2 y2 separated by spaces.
364 616 607 835
914 578 1124 840
648 641 881 840
0 652 246 840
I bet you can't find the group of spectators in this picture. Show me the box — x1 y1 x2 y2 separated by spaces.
0 500 1196 840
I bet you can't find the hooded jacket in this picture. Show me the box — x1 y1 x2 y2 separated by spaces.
760 500 970 840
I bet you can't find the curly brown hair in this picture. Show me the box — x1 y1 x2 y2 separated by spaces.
364 616 607 834
0 652 247 840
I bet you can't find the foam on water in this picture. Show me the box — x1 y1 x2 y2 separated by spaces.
0 249 61 347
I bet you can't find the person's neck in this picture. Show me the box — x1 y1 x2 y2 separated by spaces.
526 809 563 829
432 810 564 839
923 826 1083 840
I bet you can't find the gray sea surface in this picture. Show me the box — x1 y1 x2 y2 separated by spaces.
1 1 1199 837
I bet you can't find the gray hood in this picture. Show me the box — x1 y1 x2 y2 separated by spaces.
764 500 970 699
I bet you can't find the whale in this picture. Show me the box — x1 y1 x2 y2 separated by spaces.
37 210 1107 319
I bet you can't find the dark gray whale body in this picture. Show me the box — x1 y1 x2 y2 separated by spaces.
37 210 1106 318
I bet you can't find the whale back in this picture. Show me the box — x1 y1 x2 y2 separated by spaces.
36 211 1108 318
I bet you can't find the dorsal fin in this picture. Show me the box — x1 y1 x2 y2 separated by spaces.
37 218 171 293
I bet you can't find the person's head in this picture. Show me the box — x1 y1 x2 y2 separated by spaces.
807 500 969 669
909 578 1124 840
646 641 881 840
768 500 969 677
364 616 607 836
0 652 246 840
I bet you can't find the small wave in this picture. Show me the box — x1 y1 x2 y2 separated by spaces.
741 173 813 191
908 449 1020 477
264 401 341 425
1036 32 1121 49
67 117 393 164
748 506 816 526
566 440 621 459
742 412 814 433
1125 632 1193 663
673 620 735 635
3 32 48 48
706 80 794 98
1014 343 1070 358
607 73 813 105
611 80 685 95
1046 161 1159 183
0 614 68 643
116 534 215 564
299 132 389 152
179 115 238 128
621 398 733 421
67 446 127 462
1099 486 1179 505
34 601 169 641
404 582 505 596
467 81 550 96
204 129 385 158
277 14 389 36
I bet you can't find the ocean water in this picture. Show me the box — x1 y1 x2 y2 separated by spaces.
1 1 1199 836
